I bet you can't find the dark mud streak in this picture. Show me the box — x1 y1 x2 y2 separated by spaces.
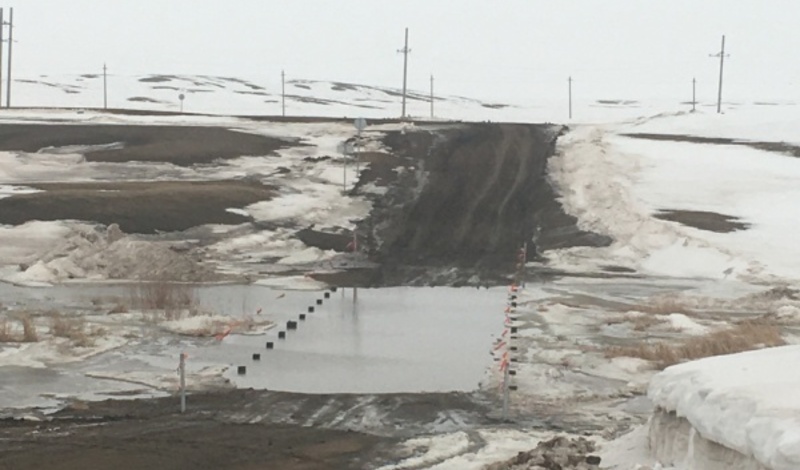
654 209 749 233
0 180 274 234
0 124 293 166
622 132 800 158
0 389 490 470
367 123 611 276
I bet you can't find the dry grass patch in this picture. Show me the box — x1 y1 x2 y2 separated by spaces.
0 318 13 342
20 315 38 342
129 281 199 320
0 314 40 342
605 319 786 369
606 313 665 331
108 303 128 314
637 297 695 315
49 313 103 347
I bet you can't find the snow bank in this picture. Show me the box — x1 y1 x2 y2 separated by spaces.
648 345 800 470
0 334 127 368
161 314 273 336
665 313 709 335
0 222 215 285
548 126 751 279
621 108 800 144
549 120 800 282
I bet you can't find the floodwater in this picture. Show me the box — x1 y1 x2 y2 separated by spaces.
0 283 505 411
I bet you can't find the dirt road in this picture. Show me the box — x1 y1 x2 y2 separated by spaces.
0 389 494 470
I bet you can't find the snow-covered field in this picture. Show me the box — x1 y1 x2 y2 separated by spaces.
2 73 800 469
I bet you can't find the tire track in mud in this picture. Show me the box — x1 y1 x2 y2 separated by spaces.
363 123 610 285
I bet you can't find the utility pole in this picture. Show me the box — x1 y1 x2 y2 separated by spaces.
6 7 11 108
103 63 108 109
568 76 573 119
397 27 410 119
0 8 4 108
691 77 696 112
281 70 285 117
709 35 728 114
429 74 434 119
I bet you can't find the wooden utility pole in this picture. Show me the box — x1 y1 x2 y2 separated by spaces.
103 63 108 109
568 76 573 119
398 27 410 119
0 8 4 108
429 74 434 119
6 7 12 108
710 35 728 114
281 70 285 117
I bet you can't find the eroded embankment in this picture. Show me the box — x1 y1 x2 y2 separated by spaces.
359 123 610 283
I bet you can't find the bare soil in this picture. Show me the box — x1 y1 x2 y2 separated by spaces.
0 117 623 468
361 123 611 274
0 418 382 470
0 123 292 166
0 389 492 470
654 209 749 233
0 180 274 234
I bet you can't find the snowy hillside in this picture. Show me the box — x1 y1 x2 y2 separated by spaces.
15 73 518 120
8 72 748 123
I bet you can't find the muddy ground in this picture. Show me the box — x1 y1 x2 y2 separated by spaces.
0 124 291 166
0 389 496 470
0 118 610 468
0 180 275 234
654 209 749 233
0 120 609 283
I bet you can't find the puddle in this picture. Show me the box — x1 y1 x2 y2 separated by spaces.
0 284 504 409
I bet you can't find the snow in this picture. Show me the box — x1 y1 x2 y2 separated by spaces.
378 432 471 469
648 345 800 470
621 108 800 144
378 429 548 470
0 334 128 369
161 314 274 336
547 110 800 283
3 67 800 470
665 313 709 335
276 247 334 266
599 425 665 470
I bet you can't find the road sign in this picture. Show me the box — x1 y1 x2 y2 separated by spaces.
337 141 354 155
354 117 367 132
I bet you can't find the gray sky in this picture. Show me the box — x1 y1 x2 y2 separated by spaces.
12 1 800 101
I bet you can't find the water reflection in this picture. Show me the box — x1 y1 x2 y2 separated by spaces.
0 283 502 398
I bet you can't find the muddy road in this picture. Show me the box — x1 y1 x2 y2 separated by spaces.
0 119 607 285
0 389 495 470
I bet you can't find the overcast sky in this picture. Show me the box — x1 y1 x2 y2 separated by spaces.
11 1 800 101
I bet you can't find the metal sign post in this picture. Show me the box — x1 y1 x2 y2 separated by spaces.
337 141 353 193
179 352 187 413
354 118 366 176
